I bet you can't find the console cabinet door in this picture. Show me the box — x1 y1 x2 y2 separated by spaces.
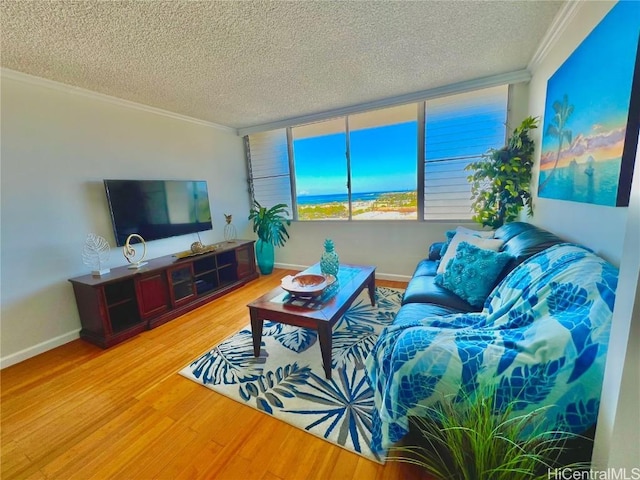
235 243 256 279
135 273 170 319
168 264 196 307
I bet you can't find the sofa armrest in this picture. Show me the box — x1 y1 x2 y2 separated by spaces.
428 242 444 260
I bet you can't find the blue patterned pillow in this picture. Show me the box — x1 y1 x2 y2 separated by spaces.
435 241 511 308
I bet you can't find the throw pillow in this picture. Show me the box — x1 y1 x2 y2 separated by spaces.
439 226 495 259
436 232 504 274
439 230 457 257
454 226 495 238
435 241 511 308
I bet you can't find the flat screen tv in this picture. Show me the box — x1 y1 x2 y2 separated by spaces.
104 179 213 247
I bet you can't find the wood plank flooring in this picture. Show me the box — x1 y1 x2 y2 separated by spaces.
1 269 429 480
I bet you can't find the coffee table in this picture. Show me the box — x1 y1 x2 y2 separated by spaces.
247 263 376 379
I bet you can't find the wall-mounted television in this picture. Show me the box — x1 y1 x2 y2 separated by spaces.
104 179 213 247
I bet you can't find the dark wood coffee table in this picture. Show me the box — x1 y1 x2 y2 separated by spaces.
247 263 376 379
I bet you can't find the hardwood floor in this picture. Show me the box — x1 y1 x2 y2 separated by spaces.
1 269 429 480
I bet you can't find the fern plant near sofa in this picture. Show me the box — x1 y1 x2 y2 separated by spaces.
389 389 587 480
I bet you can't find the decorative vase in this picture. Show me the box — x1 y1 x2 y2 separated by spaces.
224 214 237 242
320 238 339 277
255 238 275 275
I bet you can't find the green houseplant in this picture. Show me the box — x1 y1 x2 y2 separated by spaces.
248 200 291 274
389 389 587 480
466 116 539 229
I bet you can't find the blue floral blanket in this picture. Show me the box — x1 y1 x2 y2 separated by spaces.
365 244 618 453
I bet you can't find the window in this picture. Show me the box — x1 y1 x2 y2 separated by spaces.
291 104 417 220
245 129 293 211
349 105 417 220
246 84 508 221
423 86 508 220
292 118 349 220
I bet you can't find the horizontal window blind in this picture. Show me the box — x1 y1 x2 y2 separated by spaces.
424 85 508 220
245 129 293 215
245 84 510 223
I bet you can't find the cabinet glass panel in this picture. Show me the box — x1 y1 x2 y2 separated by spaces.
173 282 195 302
171 267 192 284
235 245 254 278
170 265 195 303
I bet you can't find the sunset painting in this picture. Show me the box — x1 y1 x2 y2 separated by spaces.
538 1 640 206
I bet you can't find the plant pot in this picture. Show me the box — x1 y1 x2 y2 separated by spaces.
255 239 275 275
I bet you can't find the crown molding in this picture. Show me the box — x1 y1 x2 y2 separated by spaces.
1 68 238 135
527 0 584 72
237 69 531 137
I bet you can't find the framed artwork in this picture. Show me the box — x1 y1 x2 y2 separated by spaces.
538 1 640 207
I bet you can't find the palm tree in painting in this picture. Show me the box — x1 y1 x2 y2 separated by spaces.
539 94 574 191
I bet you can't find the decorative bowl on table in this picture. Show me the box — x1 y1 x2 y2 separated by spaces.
281 273 336 298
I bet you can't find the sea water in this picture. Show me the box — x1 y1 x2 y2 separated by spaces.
538 158 621 206
297 191 408 205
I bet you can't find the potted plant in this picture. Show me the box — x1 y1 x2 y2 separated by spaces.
248 200 291 274
389 388 587 479
466 116 539 229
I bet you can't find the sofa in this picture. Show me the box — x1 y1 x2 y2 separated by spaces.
365 222 618 454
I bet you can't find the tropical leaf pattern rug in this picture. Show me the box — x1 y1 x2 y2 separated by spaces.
179 286 404 463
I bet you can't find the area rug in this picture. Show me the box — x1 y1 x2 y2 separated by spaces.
178 286 404 463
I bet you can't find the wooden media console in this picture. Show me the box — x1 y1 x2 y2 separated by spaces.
69 240 258 347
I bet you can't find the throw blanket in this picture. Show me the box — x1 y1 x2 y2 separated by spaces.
365 244 618 453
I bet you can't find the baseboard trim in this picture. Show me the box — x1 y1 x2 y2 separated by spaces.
1 266 408 369
0 329 81 369
274 262 411 283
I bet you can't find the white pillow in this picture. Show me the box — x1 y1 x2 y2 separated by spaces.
437 232 505 274
455 226 495 238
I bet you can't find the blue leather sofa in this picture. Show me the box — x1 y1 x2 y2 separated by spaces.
366 221 617 455
398 221 564 320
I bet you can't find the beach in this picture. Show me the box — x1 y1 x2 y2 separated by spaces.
297 191 417 220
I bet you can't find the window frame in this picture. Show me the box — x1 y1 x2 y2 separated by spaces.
246 84 511 222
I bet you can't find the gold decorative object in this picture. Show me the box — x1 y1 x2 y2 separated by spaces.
224 213 237 242
82 233 111 276
191 241 205 253
123 234 148 269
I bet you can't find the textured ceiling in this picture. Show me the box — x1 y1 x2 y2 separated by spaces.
1 1 564 131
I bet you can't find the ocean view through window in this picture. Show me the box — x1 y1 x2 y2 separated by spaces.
292 104 418 220
246 84 508 221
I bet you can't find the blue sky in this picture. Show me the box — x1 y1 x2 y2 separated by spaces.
293 117 506 196
542 0 639 149
293 122 417 196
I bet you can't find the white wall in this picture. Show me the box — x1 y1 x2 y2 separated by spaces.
593 136 640 469
276 220 471 280
527 1 626 266
526 0 639 468
0 72 250 366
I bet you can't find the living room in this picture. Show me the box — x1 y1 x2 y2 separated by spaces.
2 1 638 478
